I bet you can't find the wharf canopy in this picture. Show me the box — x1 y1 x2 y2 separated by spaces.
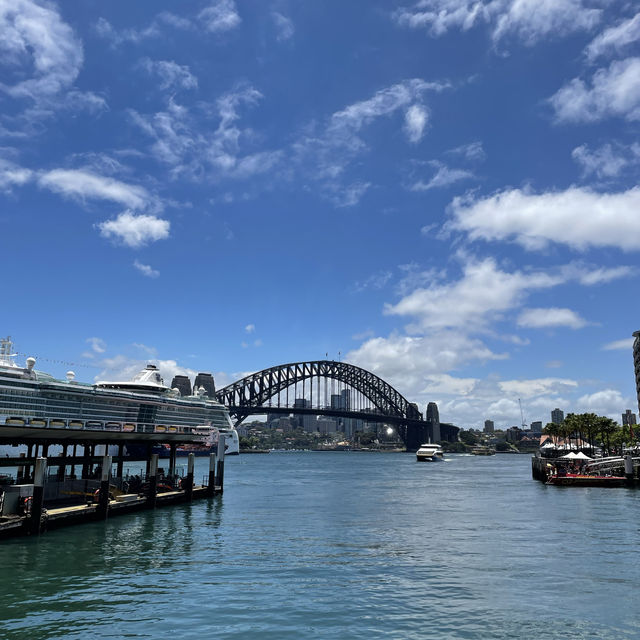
0 337 232 436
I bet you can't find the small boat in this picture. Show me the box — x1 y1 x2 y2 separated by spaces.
155 424 167 433
5 417 26 426
50 419 66 427
416 444 441 462
122 423 135 432
105 422 122 431
29 418 47 427
68 420 83 428
85 421 103 430
546 473 626 487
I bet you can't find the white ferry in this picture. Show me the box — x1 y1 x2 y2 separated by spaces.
0 336 233 442
416 443 444 462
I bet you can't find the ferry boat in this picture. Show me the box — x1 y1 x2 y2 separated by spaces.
416 443 443 461
0 336 233 443
471 446 496 456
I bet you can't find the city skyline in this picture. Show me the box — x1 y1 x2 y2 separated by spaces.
2 1 640 429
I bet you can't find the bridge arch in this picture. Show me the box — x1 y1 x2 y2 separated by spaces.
215 360 425 445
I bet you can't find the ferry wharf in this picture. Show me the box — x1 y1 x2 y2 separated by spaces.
0 425 227 540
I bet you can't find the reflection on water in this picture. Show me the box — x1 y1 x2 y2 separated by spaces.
0 453 639 639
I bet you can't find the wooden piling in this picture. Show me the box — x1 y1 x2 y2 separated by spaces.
147 453 158 509
216 435 226 493
29 457 47 535
98 455 112 519
185 453 195 501
207 453 216 497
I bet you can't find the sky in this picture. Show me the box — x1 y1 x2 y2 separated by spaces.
2 0 640 430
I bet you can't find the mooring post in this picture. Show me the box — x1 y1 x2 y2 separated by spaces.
29 457 47 535
216 435 226 494
207 453 216 497
169 443 176 480
58 445 67 481
624 454 634 487
98 455 112 519
147 453 158 508
116 443 124 481
185 453 195 501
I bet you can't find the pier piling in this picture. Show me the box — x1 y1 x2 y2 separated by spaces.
207 453 216 497
98 455 112 519
29 457 47 535
624 455 634 487
185 453 195 501
216 436 225 493
147 453 158 509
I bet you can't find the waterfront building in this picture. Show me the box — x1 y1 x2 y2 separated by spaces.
551 408 564 425
506 426 523 442
484 420 494 433
530 421 542 433
622 409 637 426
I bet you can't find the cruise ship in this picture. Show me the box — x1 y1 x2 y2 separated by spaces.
0 336 235 444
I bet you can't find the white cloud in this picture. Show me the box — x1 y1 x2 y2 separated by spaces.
449 186 640 251
353 270 393 293
245 324 255 333
393 0 601 45
38 169 153 210
550 57 640 123
96 355 197 387
577 388 626 417
517 307 588 329
585 12 640 62
0 0 83 100
133 260 160 278
411 162 475 191
95 12 191 47
384 257 562 332
572 265 635 285
272 12 294 41
572 142 640 179
499 377 578 398
491 0 601 46
139 58 198 91
447 141 486 162
404 104 429 143
98 211 170 248
129 86 280 181
199 0 241 33
0 157 32 191
602 338 634 351
86 337 106 354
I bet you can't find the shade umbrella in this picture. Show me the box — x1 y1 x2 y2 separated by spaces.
573 451 592 460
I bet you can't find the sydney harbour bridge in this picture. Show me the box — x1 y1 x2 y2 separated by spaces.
214 360 459 451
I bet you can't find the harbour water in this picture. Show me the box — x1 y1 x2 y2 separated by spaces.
0 452 638 639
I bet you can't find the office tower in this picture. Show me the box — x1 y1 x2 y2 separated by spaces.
483 420 494 433
551 408 564 425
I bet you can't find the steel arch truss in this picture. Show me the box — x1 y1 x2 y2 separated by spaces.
216 360 423 425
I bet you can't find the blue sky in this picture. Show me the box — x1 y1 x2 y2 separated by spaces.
2 0 640 429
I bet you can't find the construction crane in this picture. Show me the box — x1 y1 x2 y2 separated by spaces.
518 398 527 430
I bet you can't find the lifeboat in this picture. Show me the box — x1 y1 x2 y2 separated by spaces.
68 420 84 428
168 425 178 433
122 423 136 432
5 417 26 426
105 422 122 431
50 419 66 427
85 421 103 430
155 424 167 433
29 418 47 427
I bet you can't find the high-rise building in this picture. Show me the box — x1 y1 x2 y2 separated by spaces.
530 421 542 433
622 409 637 426
551 408 564 425
483 420 494 433
633 331 640 416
